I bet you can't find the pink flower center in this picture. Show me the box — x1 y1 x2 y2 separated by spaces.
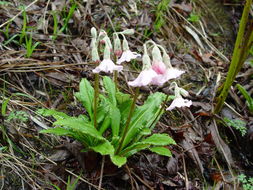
152 61 167 74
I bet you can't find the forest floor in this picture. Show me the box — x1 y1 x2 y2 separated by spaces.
0 0 253 189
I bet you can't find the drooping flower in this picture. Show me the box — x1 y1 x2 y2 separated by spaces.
128 44 156 87
113 33 122 57
117 50 141 64
117 37 140 64
166 82 192 110
93 41 123 74
90 27 100 63
93 59 123 73
128 43 185 87
152 60 166 74
166 97 192 111
128 68 157 87
150 45 184 86
151 64 185 86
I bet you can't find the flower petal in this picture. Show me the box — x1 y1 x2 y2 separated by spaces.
152 61 167 75
166 97 192 111
128 69 158 87
117 50 141 64
166 68 185 80
93 59 123 74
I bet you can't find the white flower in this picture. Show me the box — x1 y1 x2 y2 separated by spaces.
165 68 185 80
128 69 158 87
150 61 185 86
166 97 192 111
117 50 141 64
93 59 123 74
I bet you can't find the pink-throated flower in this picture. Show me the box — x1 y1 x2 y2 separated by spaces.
128 44 155 87
150 45 184 86
128 68 158 87
128 43 185 87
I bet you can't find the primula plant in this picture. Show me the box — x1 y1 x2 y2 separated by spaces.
38 28 192 167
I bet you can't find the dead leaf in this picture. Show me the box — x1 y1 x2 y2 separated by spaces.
208 119 234 167
48 149 71 162
180 134 204 174
172 2 192 13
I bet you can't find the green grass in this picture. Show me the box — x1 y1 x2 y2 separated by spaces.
154 0 171 32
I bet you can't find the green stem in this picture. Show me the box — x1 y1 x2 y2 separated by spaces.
116 87 139 154
214 0 252 114
113 55 118 90
234 24 253 77
113 70 118 90
94 73 99 129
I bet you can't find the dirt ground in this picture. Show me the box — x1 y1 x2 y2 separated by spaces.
0 0 252 189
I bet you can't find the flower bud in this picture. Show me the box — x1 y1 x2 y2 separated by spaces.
98 30 107 42
103 42 111 60
179 88 189 97
91 39 99 62
142 44 151 70
121 29 134 35
113 33 122 57
122 38 129 51
91 27 97 39
102 36 112 50
163 53 172 68
152 45 162 62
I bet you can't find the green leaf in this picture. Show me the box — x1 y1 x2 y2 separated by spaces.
139 128 151 136
37 108 72 120
97 95 110 123
103 76 116 106
116 91 131 105
98 115 111 135
149 147 172 157
117 97 132 124
90 140 114 155
236 84 253 112
120 143 150 157
120 133 176 157
75 78 94 119
111 136 120 147
109 104 121 137
53 118 104 141
142 134 176 146
40 127 72 136
115 91 132 124
110 155 127 167
121 92 166 148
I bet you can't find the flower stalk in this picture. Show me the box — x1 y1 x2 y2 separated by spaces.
116 87 140 154
93 73 99 129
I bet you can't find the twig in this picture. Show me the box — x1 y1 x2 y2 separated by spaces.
131 171 154 190
98 156 105 190
182 155 189 190
124 165 135 190
42 0 51 34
